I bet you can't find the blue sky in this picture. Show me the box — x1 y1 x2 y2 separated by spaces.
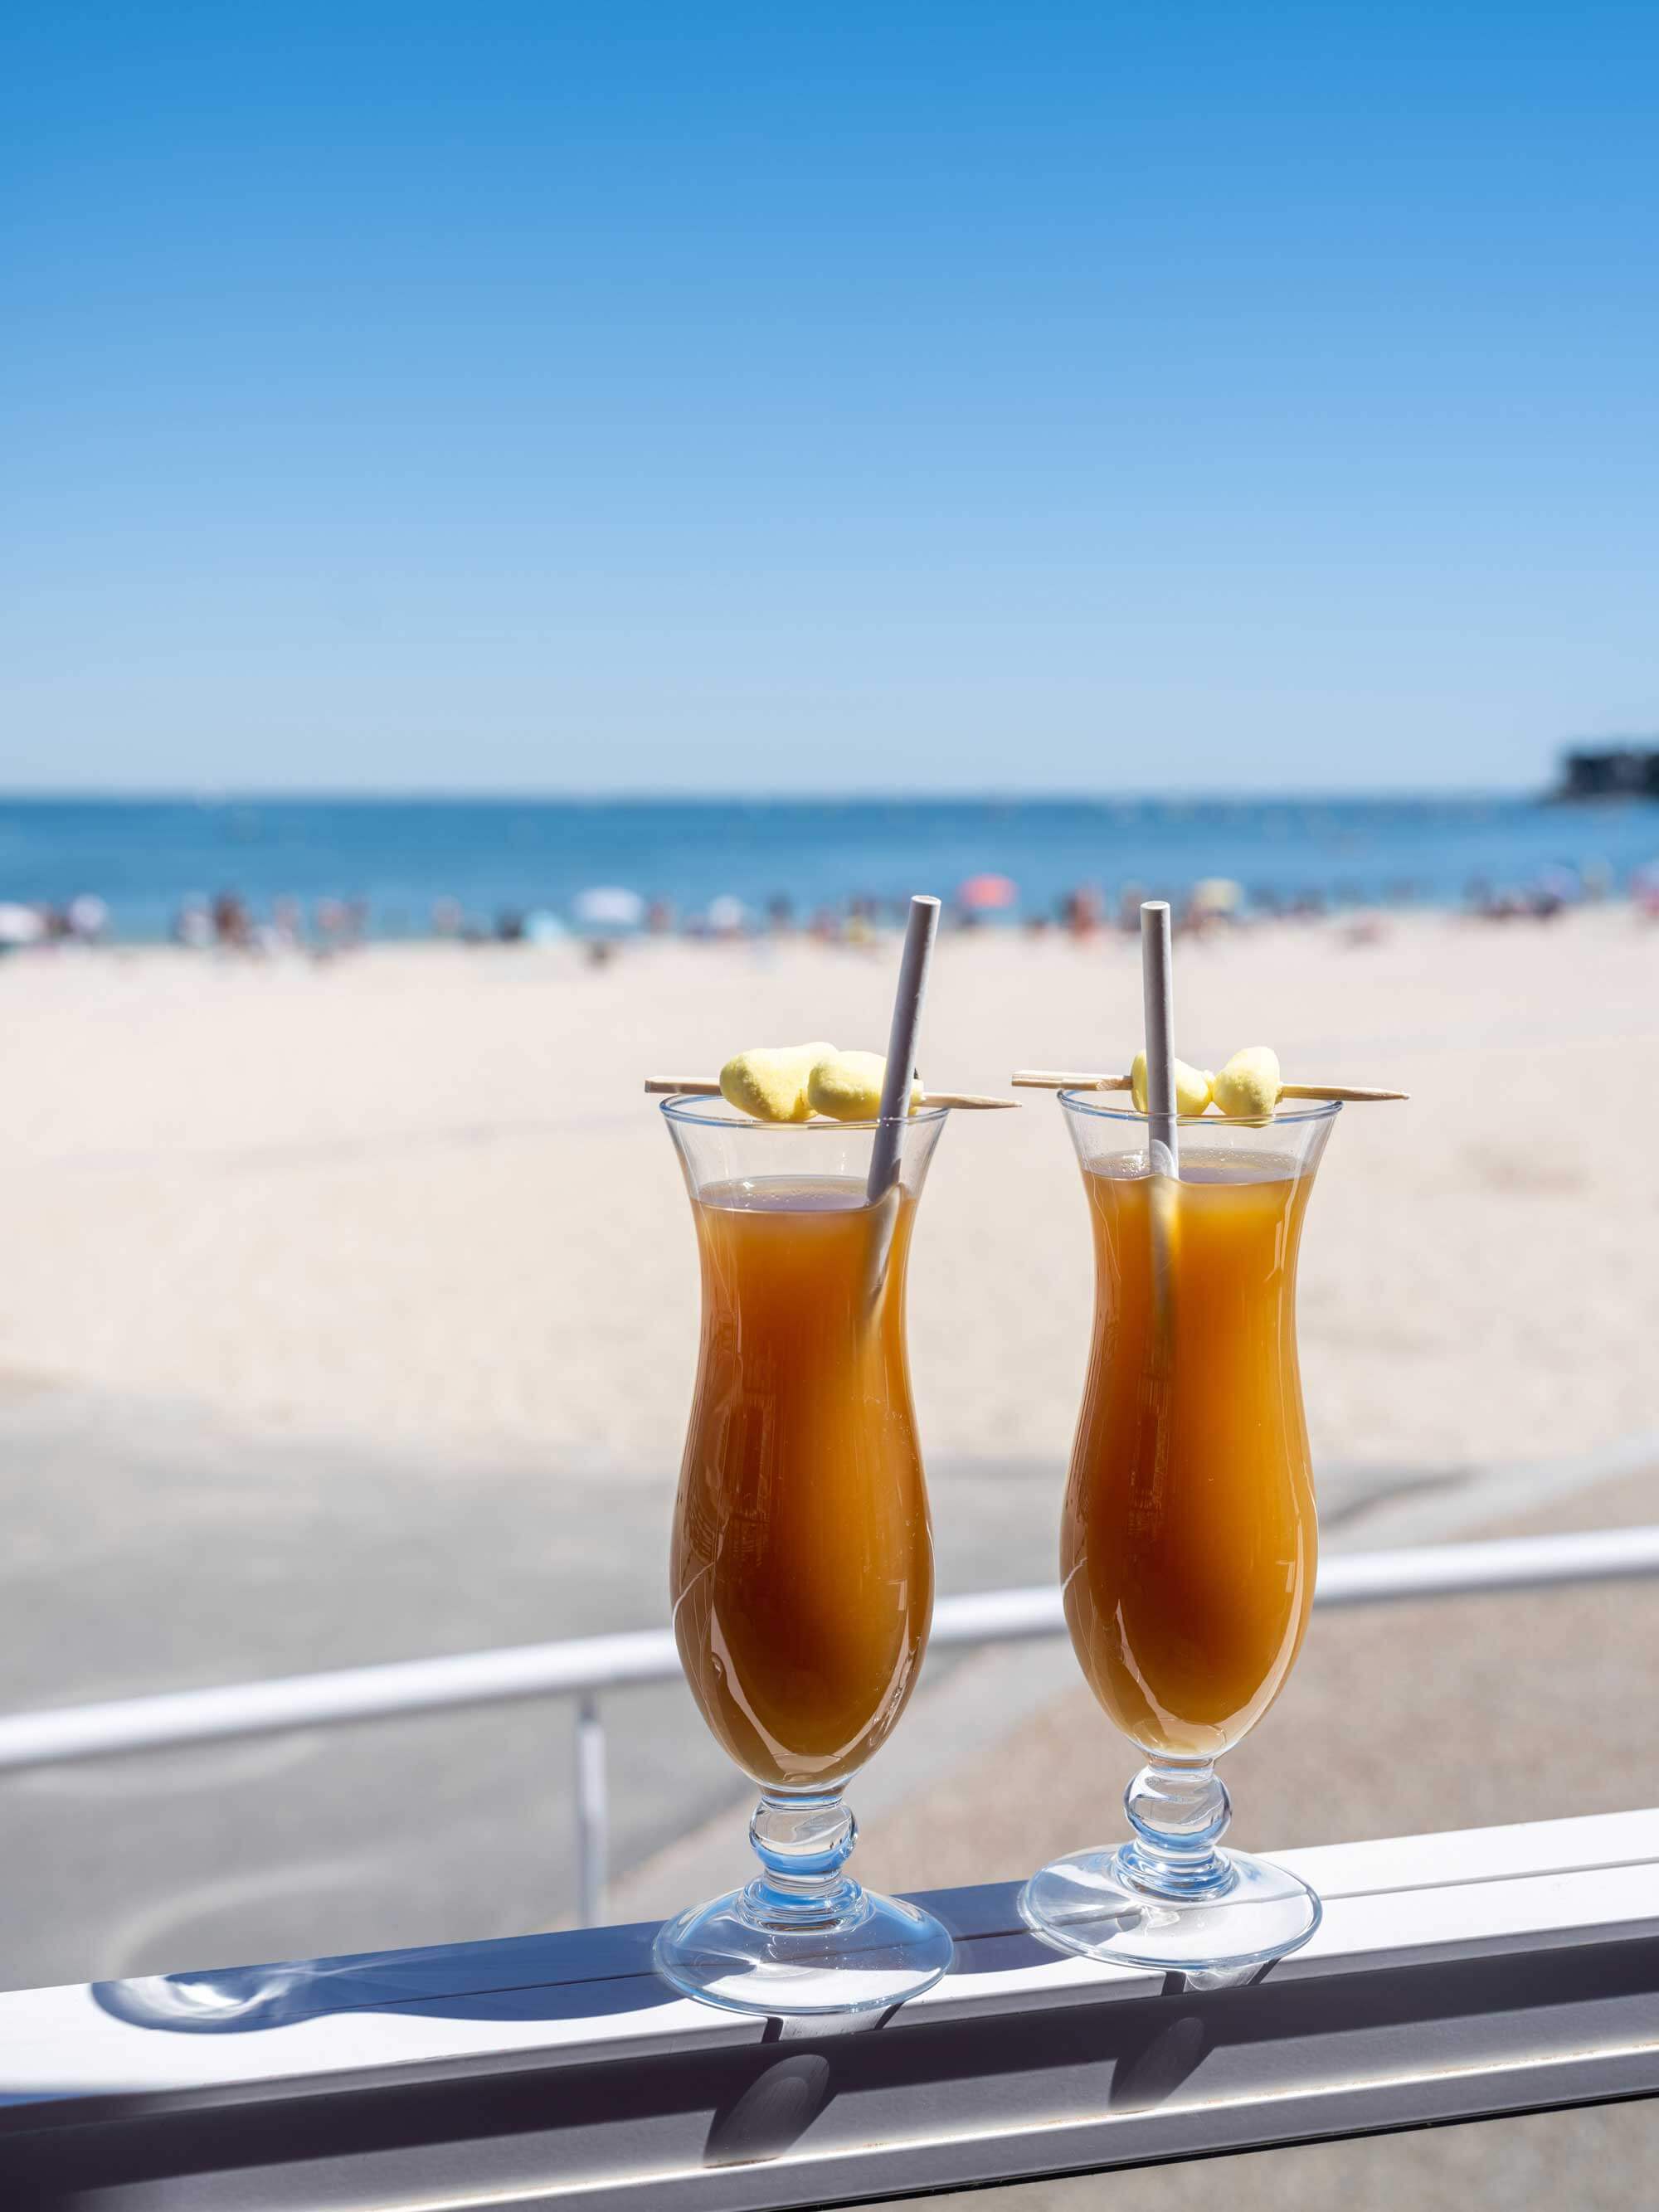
3 2 1657 794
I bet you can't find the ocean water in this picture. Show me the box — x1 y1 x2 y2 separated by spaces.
0 795 1655 940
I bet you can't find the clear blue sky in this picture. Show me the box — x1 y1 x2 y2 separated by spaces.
3 2 1656 794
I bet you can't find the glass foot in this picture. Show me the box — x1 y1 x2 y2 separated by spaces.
654 1881 953 2016
1019 1843 1321 1972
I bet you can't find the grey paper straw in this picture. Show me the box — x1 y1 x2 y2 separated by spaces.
1140 902 1180 1179
866 894 941 1205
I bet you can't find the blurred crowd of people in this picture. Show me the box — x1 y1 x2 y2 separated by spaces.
0 893 109 950
1 857 1655 961
170 892 371 955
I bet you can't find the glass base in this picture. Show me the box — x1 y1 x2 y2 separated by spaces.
1019 1844 1321 1974
654 1879 954 2017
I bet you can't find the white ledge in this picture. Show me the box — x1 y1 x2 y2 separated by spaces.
1 1806 1656 2208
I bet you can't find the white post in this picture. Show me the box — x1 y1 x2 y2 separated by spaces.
575 1691 609 1927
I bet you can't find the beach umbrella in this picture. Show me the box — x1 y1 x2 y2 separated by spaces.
956 873 1019 912
572 886 645 931
0 903 46 946
1535 863 1580 903
1190 877 1243 915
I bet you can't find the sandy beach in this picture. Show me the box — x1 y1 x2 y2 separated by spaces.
2 907 1656 1479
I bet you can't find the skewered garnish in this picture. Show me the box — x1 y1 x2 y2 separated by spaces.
806 1049 924 1123
646 1072 1014 1111
1010 1060 1404 1109
714 1043 927 1124
1211 1046 1282 1120
1129 1050 1214 1118
718 1042 838 1124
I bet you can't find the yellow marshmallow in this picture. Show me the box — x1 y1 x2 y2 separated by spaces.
1213 1045 1282 1120
719 1041 837 1123
806 1049 924 1122
1129 1050 1214 1117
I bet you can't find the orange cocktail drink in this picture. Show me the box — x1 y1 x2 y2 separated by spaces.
1022 1094 1340 1973
1063 1157 1316 1760
672 1175 932 1790
654 1096 952 2015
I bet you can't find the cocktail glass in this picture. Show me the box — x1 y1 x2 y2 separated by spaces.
1020 1095 1340 1972
653 1096 952 2015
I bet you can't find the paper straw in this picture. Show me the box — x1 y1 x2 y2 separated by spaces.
1139 902 1179 1179
867 895 941 1206
1139 901 1180 1344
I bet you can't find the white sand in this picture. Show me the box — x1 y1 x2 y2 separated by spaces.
1 910 1654 1480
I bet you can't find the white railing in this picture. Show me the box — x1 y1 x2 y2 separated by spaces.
7 1808 1659 2201
2 1524 1656 1926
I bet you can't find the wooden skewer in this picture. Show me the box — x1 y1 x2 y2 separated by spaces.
1010 1069 1408 1103
1276 1083 1408 1103
644 1077 1019 1111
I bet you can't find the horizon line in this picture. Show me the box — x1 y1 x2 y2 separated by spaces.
0 782 1570 807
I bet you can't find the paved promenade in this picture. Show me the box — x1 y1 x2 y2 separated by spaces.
0 1376 1183 1986
4 1369 1649 1998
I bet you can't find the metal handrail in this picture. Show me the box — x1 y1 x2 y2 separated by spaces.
2 1524 1656 1924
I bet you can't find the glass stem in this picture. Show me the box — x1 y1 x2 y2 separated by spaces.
1118 1756 1236 1900
746 1790 861 1925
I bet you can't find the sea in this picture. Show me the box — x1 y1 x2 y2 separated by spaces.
0 795 1655 941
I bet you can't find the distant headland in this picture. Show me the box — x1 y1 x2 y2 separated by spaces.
1554 745 1659 801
